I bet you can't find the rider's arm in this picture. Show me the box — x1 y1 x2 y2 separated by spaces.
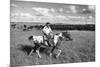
49 27 53 33
42 26 47 35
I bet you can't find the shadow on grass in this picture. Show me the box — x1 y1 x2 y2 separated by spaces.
17 44 52 56
18 44 34 55
17 44 69 60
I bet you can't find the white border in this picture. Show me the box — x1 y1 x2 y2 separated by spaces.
0 0 98 67
0 0 10 67
17 0 96 5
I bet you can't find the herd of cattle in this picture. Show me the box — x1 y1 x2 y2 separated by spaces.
11 23 35 31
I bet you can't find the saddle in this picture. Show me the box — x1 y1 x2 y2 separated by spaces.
43 34 54 47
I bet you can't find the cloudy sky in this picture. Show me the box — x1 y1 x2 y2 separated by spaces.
10 0 95 24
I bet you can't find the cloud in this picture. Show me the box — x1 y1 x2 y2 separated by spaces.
50 8 56 13
11 4 18 7
88 5 95 11
69 5 77 13
55 15 66 19
66 10 71 14
11 7 68 22
11 12 33 18
11 11 54 22
11 12 37 22
82 8 87 12
32 7 53 17
59 8 63 12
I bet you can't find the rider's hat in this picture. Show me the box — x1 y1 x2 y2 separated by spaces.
45 22 50 25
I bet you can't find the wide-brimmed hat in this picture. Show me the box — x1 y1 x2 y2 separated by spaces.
45 22 50 25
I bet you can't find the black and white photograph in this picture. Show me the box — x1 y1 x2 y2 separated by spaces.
10 0 95 67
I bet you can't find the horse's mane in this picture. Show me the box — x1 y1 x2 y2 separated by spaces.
62 31 69 36
28 36 33 40
56 33 60 35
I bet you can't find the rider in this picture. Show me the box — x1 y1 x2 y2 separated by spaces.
42 22 54 47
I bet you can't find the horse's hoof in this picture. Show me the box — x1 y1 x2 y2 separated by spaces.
38 56 42 58
28 53 32 56
55 55 59 58
49 53 52 57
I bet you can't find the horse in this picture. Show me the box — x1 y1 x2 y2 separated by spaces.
62 31 73 41
28 35 47 58
28 32 72 58
50 32 73 58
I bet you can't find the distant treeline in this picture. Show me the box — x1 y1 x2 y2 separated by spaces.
34 24 95 31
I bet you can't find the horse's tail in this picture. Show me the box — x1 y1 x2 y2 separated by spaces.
28 36 33 41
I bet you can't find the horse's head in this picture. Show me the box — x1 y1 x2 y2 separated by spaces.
28 36 33 41
62 32 73 41
56 33 65 40
56 32 72 41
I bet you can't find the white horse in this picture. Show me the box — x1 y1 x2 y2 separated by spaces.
50 32 73 58
28 32 72 58
28 35 47 58
28 33 63 58
48 33 65 58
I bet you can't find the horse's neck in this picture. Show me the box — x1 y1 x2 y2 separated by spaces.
54 35 59 45
33 36 43 40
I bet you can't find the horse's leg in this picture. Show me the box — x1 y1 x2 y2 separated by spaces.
49 48 52 57
50 46 56 57
44 41 48 46
36 46 41 58
29 49 34 56
36 50 41 58
29 45 35 56
56 49 62 58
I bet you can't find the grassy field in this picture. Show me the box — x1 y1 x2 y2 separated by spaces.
10 23 95 67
